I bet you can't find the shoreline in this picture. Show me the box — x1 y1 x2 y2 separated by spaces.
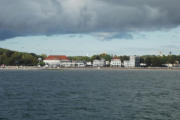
1 66 180 71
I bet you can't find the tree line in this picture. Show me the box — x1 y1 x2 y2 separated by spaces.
1 48 180 67
0 48 46 66
69 54 180 67
68 53 129 62
140 55 180 67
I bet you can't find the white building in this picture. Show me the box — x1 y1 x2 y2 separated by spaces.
110 58 121 67
43 59 60 67
43 55 70 68
124 56 140 67
60 60 72 67
123 60 130 67
75 61 86 67
93 59 105 67
86 61 92 66
71 61 76 67
105 61 110 66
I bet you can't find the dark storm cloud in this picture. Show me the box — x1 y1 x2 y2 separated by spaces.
0 0 180 40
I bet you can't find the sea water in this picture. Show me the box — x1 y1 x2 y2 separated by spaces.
0 70 180 120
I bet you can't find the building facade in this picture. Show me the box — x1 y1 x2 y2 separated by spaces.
86 61 92 67
43 55 70 68
93 59 105 67
75 61 86 67
124 56 140 67
110 58 121 67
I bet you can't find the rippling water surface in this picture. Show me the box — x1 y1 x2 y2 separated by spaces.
0 70 180 120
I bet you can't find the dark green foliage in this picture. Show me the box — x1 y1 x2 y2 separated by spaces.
91 55 101 60
119 56 129 62
1 48 180 67
69 54 128 62
39 61 45 66
69 53 112 62
141 55 180 67
91 53 113 61
68 56 91 61
0 48 43 66
40 54 47 59
99 53 112 61
69 54 180 67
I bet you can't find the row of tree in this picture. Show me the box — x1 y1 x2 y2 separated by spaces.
68 53 129 62
1 48 180 67
140 55 180 67
69 54 180 67
0 48 46 66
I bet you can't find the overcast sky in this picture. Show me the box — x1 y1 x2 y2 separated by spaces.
0 0 180 56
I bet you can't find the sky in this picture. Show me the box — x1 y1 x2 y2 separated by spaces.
0 0 180 56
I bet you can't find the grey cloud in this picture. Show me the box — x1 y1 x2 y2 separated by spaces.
0 0 180 40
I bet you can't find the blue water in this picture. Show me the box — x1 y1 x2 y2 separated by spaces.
0 70 180 120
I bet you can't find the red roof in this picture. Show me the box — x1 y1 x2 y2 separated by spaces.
45 55 69 60
112 56 120 59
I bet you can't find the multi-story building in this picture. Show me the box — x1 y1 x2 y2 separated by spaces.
75 61 86 67
93 59 105 67
110 58 121 67
124 56 140 67
123 60 130 67
43 55 70 68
